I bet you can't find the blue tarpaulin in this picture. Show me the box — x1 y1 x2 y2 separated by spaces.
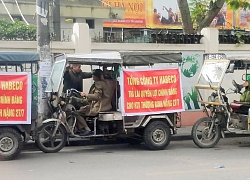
0 51 39 64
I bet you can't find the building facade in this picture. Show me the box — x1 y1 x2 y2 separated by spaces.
0 0 124 40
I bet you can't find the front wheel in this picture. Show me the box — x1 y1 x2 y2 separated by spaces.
36 122 67 153
0 127 24 161
143 121 171 150
192 117 221 148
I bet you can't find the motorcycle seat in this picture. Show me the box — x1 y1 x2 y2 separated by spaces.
230 102 250 115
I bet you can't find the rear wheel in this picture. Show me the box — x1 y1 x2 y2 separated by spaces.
36 122 67 153
143 121 171 150
0 127 24 161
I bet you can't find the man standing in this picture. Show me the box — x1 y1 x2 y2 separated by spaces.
62 64 92 93
163 6 175 23
153 8 161 25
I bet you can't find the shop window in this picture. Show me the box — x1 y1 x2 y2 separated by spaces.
86 19 95 29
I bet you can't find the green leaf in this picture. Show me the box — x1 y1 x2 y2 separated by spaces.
227 0 250 10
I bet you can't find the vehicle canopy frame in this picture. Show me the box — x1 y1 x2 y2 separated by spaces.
64 51 182 66
46 51 183 93
0 51 39 74
195 53 233 106
227 55 250 81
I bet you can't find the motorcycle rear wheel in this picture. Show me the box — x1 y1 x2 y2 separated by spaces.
192 117 221 148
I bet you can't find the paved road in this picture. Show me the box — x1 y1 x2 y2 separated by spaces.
2 137 250 180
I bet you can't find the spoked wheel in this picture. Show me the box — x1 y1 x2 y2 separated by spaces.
0 128 24 161
36 122 67 153
192 117 221 148
143 121 171 150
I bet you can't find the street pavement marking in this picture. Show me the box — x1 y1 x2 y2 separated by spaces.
146 166 250 176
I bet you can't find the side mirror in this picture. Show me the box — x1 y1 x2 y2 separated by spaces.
226 63 235 73
242 74 246 81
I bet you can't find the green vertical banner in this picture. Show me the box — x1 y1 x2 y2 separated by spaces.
32 75 38 104
181 52 203 111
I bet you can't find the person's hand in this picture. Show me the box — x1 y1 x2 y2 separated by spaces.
65 65 70 71
60 101 65 105
63 65 70 74
80 92 87 97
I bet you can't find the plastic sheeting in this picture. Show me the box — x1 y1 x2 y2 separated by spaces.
65 51 182 66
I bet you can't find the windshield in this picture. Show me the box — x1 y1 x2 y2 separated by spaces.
197 60 229 87
195 59 230 105
46 59 66 92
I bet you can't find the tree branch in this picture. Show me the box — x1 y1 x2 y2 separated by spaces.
198 0 226 32
177 0 194 34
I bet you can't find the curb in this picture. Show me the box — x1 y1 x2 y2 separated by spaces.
170 133 248 141
24 133 247 151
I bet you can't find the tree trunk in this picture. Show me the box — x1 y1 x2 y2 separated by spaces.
177 0 194 34
197 0 225 33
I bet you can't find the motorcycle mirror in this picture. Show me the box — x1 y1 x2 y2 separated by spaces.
242 74 246 81
226 63 235 73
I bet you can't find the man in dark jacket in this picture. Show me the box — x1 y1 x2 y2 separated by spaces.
62 64 92 93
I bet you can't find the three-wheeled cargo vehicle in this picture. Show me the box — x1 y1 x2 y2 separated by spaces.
0 51 39 160
191 53 250 148
36 51 185 153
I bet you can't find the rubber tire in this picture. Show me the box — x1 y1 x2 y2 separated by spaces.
143 121 171 150
36 122 67 153
0 127 24 161
192 117 221 148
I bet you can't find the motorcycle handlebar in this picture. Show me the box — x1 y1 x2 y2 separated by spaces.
66 88 80 96
66 88 87 99
220 87 225 94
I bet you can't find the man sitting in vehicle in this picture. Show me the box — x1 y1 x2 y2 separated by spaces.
73 69 112 136
103 68 120 110
232 80 250 102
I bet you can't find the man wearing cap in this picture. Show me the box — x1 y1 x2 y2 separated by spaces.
73 69 112 136
232 80 250 102
62 64 92 93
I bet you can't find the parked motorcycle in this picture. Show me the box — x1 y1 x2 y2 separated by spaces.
192 54 250 148
192 86 240 148
36 88 109 153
